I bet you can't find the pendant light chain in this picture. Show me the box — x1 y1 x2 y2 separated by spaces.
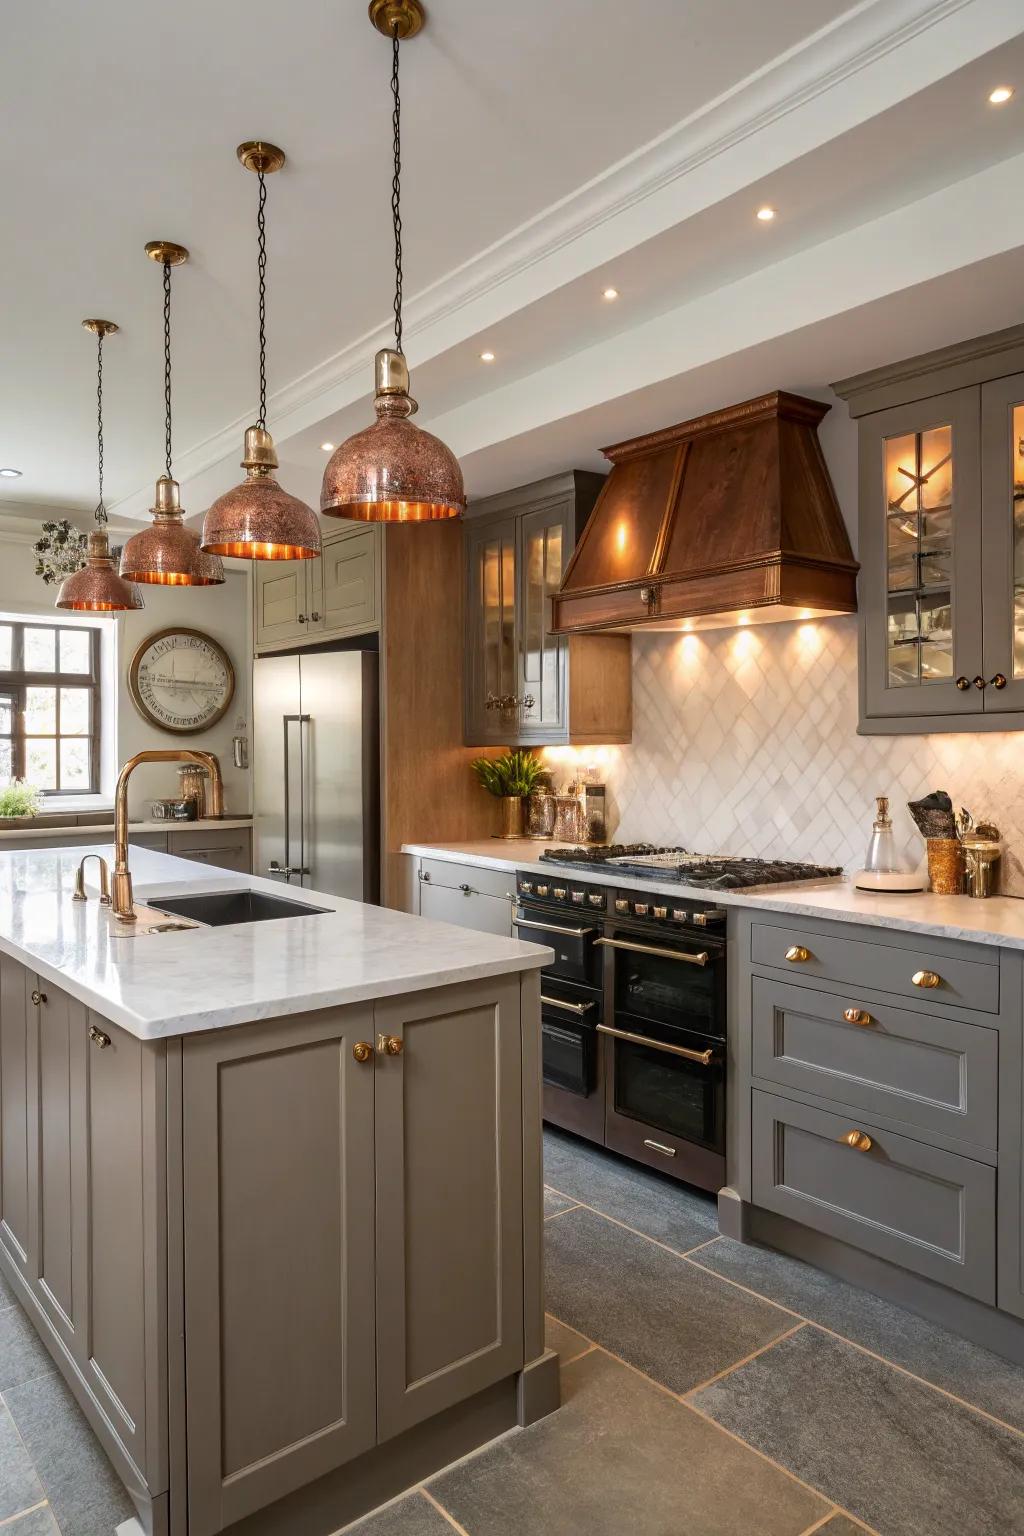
163 260 173 478
391 24 404 355
95 330 107 526
257 167 268 429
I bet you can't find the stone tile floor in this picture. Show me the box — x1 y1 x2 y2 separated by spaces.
3 1127 1024 1534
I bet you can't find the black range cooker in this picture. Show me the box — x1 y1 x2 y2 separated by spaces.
518 845 842 1191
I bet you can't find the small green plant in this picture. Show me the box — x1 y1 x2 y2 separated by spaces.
471 750 546 799
0 780 41 818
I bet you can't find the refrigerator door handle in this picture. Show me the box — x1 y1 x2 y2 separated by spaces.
282 714 311 882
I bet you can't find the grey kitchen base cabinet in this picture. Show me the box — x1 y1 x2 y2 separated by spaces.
0 961 552 1536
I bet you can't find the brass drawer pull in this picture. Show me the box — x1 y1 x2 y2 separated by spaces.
377 1033 403 1056
912 970 941 989
89 1025 111 1050
843 1007 873 1026
596 936 709 967
643 1139 677 1158
514 917 596 939
840 1129 872 1152
30 989 47 1007
596 1023 716 1066
785 945 811 963
541 994 595 1016
352 1041 374 1064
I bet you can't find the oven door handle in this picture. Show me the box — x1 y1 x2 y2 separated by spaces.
596 936 710 967
596 1023 717 1067
541 994 595 1016
514 917 596 939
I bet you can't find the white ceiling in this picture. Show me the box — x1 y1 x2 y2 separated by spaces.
3 0 1024 525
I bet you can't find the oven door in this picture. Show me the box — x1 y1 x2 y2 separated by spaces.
541 990 598 1097
598 927 725 1039
600 1016 724 1155
513 903 601 985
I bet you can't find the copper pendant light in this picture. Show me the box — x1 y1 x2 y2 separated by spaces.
320 0 464 523
119 243 225 586
56 321 144 613
202 144 321 560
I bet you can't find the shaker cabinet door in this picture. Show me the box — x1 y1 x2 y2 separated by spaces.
0 954 33 1279
182 1006 377 1536
465 516 520 744
861 388 984 722
317 527 379 637
253 559 311 649
980 372 1024 711
32 980 87 1354
374 977 524 1442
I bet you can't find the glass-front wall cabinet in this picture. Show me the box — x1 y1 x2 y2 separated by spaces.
884 422 954 688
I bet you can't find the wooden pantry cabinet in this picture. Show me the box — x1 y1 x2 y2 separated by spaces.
834 324 1024 732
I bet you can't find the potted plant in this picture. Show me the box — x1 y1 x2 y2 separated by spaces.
471 750 546 839
0 780 42 821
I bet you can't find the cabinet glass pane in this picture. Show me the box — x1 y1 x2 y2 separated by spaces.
883 424 953 687
480 534 516 717
1013 403 1024 677
522 521 564 726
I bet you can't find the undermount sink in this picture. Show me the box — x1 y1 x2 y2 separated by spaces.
150 890 331 927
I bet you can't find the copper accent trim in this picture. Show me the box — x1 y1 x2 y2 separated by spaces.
145 241 189 266
369 0 424 39
237 141 285 174
81 319 119 336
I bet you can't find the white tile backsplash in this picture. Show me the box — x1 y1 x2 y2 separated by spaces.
600 616 1024 894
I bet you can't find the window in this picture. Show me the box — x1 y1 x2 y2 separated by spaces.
0 622 101 794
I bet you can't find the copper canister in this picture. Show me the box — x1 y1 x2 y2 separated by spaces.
926 837 964 895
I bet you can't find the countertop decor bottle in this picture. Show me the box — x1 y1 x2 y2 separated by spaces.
854 795 927 892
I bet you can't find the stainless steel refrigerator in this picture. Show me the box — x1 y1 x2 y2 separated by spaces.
253 650 380 902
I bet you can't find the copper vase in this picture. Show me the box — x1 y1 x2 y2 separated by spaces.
498 796 525 840
926 837 964 895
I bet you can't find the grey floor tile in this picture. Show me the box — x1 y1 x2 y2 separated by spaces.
543 1127 717 1250
429 1346 827 1536
820 1519 869 1535
0 1265 15 1310
693 1238 1024 1432
693 1325 1024 1536
345 1489 456 1535
545 1206 796 1395
4 1370 134 1536
0 1401 45 1522
0 1307 56 1392
543 1187 578 1218
6 1508 60 1535
544 1313 591 1365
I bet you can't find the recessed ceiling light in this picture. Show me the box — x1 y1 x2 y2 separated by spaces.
480 350 496 362
989 85 1014 104
756 206 776 222
0 468 22 478
602 286 619 301
320 442 335 452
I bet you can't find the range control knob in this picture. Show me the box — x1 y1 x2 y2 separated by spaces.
571 890 586 904
633 903 649 917
553 887 567 900
653 905 668 920
536 885 550 898
588 893 605 908
615 898 630 914
693 909 727 928
672 908 690 923
519 880 534 895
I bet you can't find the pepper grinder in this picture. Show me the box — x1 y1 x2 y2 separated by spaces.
854 795 927 892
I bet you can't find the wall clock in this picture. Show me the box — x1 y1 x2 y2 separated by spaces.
128 627 235 735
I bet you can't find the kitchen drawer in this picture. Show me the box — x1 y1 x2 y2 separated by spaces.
167 829 252 874
751 1089 995 1301
417 858 516 903
750 921 998 1014
751 978 997 1153
419 882 512 938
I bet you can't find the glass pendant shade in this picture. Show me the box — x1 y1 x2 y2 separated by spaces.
320 350 464 523
202 427 321 559
120 476 225 586
56 529 144 612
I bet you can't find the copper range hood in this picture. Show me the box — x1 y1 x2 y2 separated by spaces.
551 392 858 634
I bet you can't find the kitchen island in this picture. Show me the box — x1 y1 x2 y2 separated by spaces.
0 845 554 1536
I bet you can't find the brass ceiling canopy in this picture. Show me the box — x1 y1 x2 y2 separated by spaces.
321 0 464 523
121 244 225 586
56 320 144 613
202 143 321 561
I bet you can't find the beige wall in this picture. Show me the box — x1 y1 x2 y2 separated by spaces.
0 529 252 818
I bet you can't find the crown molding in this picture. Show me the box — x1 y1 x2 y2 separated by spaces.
111 0 996 520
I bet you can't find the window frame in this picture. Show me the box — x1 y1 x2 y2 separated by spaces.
0 622 102 795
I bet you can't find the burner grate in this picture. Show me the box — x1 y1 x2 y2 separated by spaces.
540 843 842 889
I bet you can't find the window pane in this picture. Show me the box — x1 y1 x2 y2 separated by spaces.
25 687 56 733
59 687 90 735
25 739 56 790
0 697 12 735
59 628 92 674
24 627 56 673
60 738 90 790
0 627 12 671
0 742 11 785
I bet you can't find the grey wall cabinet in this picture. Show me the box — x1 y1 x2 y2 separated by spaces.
254 526 380 653
834 326 1024 732
464 471 632 747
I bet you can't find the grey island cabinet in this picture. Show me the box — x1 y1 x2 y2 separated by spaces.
0 843 554 1536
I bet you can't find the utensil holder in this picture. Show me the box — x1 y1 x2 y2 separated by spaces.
926 838 964 895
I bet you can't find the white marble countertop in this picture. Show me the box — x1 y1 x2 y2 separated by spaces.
402 840 1024 952
0 844 550 1040
0 816 253 841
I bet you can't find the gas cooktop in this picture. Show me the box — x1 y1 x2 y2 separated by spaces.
539 843 843 890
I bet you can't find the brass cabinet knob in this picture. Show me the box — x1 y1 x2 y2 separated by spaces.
785 945 811 963
840 1129 873 1152
843 1007 872 1026
973 675 987 690
310 611 321 623
352 1041 374 1064
377 1033 403 1056
89 1025 111 1049
955 675 970 691
30 989 46 1006
912 970 940 989
991 673 1007 690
